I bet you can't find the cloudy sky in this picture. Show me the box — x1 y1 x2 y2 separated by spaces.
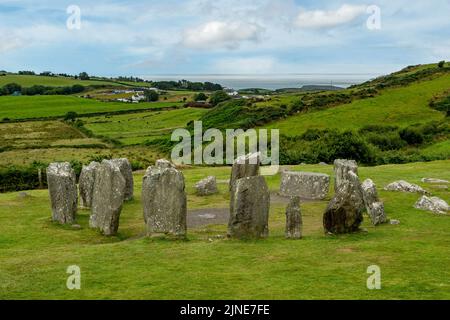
1 0 449 76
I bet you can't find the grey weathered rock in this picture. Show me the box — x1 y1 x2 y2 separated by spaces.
90 160 126 236
318 162 328 166
229 153 260 191
142 164 187 237
47 162 78 224
18 192 31 198
361 179 387 225
110 158 134 201
156 158 175 169
323 177 364 234
384 180 428 194
280 171 330 200
414 195 449 214
195 176 218 196
421 178 449 184
285 196 302 239
334 159 358 191
78 161 100 208
228 176 270 239
390 219 400 225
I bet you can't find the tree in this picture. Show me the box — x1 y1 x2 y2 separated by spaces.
209 90 231 106
79 72 90 80
71 84 85 94
438 61 446 68
64 111 78 122
194 92 208 101
144 90 159 102
2 83 22 95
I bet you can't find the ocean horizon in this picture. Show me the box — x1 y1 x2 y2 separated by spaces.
140 73 382 90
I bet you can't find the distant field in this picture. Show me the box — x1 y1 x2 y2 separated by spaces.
0 75 122 87
265 73 450 135
0 96 182 120
84 108 208 145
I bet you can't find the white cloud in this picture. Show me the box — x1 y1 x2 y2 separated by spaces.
182 20 264 49
295 4 367 29
213 56 277 74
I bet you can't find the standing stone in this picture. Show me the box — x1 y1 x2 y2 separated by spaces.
110 158 134 201
285 196 302 239
229 153 260 191
142 163 187 238
90 160 126 236
323 174 364 234
361 179 387 225
280 171 330 200
334 159 358 191
195 176 218 196
228 176 270 239
155 159 175 169
78 161 100 209
47 162 78 224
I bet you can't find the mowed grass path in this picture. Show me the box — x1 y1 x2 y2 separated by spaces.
0 96 182 120
84 108 208 145
266 74 450 135
0 161 449 299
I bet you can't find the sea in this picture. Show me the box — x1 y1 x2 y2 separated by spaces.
140 74 381 90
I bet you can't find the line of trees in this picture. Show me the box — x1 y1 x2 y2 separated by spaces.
0 83 86 96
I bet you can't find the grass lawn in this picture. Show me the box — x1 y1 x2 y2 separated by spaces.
265 73 450 136
0 160 449 299
0 96 182 120
83 108 208 145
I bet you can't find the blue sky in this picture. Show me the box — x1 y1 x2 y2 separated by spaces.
1 0 449 76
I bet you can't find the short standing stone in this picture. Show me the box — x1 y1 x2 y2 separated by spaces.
90 160 126 236
285 196 302 239
47 162 77 224
280 171 330 200
142 165 187 237
110 158 134 201
195 176 218 196
229 153 260 191
155 159 175 169
334 159 358 191
228 176 270 239
78 161 100 208
414 195 449 214
384 180 428 194
361 179 387 225
323 177 364 234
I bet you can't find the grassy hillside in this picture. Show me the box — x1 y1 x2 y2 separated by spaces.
0 160 449 299
0 75 122 87
0 96 182 120
266 73 450 135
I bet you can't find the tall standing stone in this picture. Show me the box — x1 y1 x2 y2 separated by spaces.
229 153 260 191
111 158 134 201
334 159 358 191
323 172 364 234
361 179 387 225
142 162 187 238
47 162 78 224
228 176 270 239
78 161 100 209
285 196 302 239
90 160 126 236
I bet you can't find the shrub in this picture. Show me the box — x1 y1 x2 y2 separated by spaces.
438 60 445 68
209 90 231 106
399 127 424 145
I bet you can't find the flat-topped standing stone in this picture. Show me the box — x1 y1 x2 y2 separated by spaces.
155 159 175 169
361 179 387 225
285 196 302 239
334 159 358 191
142 165 187 238
47 162 78 224
228 176 270 239
280 171 330 200
323 172 364 234
90 160 126 236
78 161 100 209
110 158 134 201
195 176 218 196
229 153 260 191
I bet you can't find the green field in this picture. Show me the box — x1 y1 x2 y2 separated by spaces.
0 161 449 299
0 96 182 120
83 108 208 145
0 75 122 87
266 73 450 136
